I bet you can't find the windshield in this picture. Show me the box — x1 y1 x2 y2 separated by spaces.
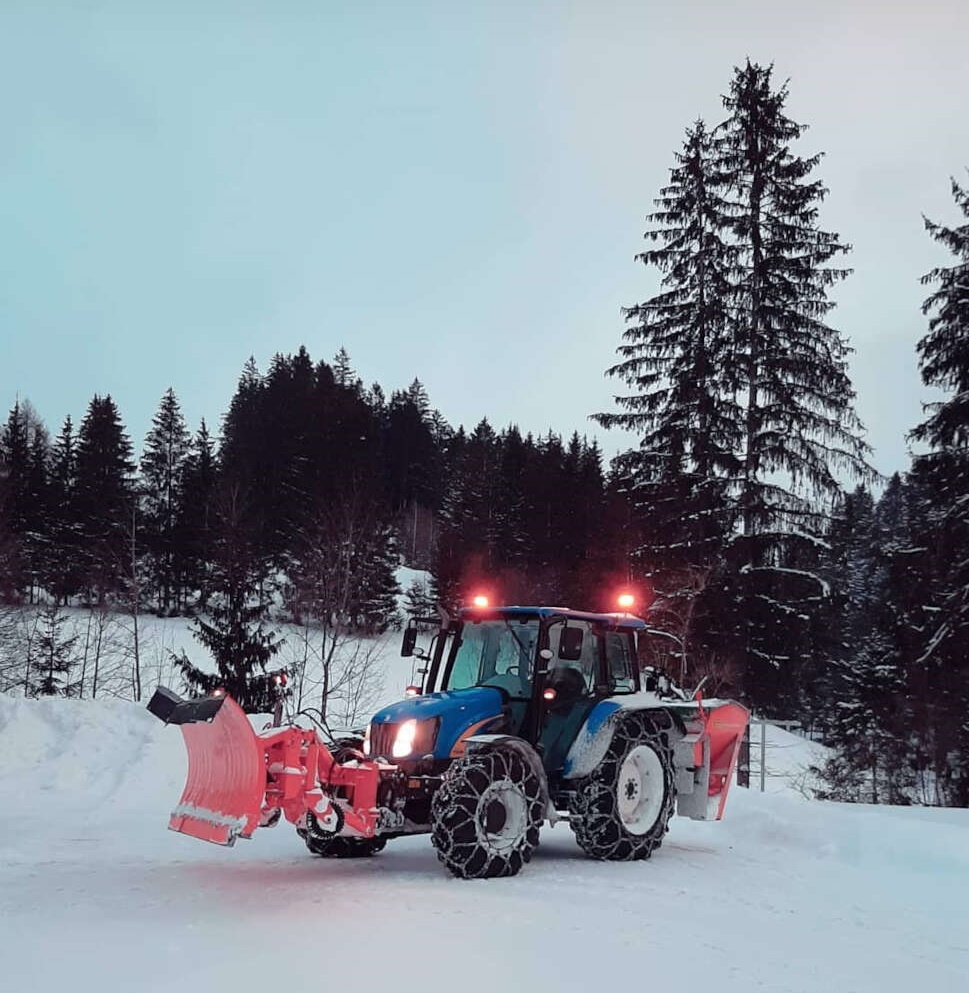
446 617 539 699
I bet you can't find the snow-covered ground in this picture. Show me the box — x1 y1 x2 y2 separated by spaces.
1 693 966 993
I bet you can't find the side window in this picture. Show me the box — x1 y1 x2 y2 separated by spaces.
547 620 599 694
606 631 636 694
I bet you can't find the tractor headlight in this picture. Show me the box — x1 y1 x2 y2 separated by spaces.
368 717 438 761
392 719 418 758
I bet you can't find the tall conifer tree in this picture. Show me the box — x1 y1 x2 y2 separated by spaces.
717 61 868 539
74 395 135 600
708 62 872 708
44 416 83 601
595 121 740 635
177 420 217 607
140 389 191 613
0 401 49 599
908 175 969 803
0 402 31 594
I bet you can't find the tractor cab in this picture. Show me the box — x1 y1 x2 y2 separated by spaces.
393 603 647 776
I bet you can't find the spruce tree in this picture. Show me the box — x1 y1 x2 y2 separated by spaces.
710 62 872 709
0 402 31 595
594 121 741 674
177 421 217 608
74 395 135 601
332 347 360 390
260 348 318 555
596 120 741 575
403 576 436 616
140 389 191 613
815 483 912 801
383 379 442 516
436 420 501 605
219 358 271 561
0 402 50 595
43 416 84 602
907 175 969 804
174 495 283 712
24 423 50 599
349 520 402 633
491 425 531 575
31 602 79 697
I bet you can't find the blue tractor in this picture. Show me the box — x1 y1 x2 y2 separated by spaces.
150 600 748 879
303 601 749 878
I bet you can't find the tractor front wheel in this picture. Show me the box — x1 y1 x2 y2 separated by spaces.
569 711 675 861
431 747 544 879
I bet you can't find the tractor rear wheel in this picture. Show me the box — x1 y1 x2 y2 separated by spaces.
569 711 675 861
431 747 544 879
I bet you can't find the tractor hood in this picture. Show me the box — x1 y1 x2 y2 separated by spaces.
370 687 506 761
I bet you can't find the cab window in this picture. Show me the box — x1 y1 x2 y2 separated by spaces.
447 618 537 699
547 620 599 695
605 631 636 694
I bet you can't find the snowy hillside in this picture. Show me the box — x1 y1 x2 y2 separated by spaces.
1 694 966 993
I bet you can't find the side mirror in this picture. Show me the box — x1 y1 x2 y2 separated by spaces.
401 626 418 658
558 626 584 661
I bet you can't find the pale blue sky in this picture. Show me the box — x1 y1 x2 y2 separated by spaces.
2 0 968 473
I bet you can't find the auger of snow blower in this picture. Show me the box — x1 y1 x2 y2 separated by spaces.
149 599 749 878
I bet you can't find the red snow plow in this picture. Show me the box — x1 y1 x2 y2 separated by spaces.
148 687 381 846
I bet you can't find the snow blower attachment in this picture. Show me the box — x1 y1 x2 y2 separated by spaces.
149 602 749 876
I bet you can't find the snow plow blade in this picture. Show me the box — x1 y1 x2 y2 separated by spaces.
147 688 265 846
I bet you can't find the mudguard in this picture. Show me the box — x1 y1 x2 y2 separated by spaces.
463 734 553 818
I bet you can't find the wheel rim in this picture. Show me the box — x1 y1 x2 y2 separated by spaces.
617 745 665 835
474 779 528 854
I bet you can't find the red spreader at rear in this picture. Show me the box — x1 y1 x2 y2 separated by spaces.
705 701 749 820
170 695 266 845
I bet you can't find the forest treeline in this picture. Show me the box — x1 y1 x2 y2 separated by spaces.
0 346 620 709
1 62 967 805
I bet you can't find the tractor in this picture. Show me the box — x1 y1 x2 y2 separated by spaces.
148 597 748 879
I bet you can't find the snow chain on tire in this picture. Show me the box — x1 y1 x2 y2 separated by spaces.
431 747 545 879
569 710 676 861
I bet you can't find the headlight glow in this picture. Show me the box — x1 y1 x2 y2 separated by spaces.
392 719 418 758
